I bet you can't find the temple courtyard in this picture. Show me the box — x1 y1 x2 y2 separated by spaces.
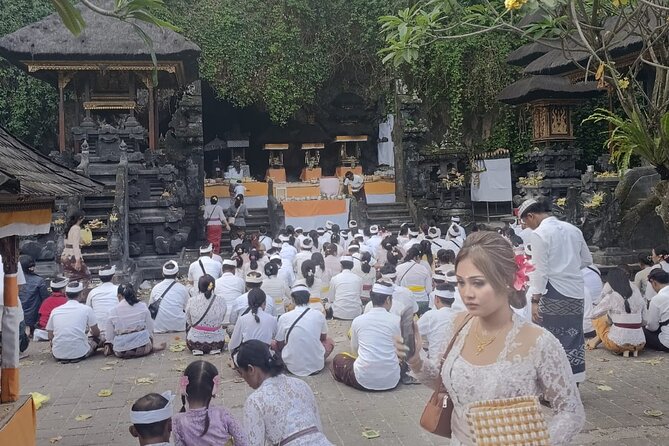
18 320 669 446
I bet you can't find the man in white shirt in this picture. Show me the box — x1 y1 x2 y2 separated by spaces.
274 284 334 376
294 227 307 247
326 256 363 320
279 235 297 265
401 228 421 254
343 171 366 204
396 248 432 314
187 244 222 290
257 226 273 252
332 281 400 391
425 226 446 257
364 265 418 317
85 265 119 341
229 272 275 328
418 284 457 360
150 261 189 333
233 180 246 198
47 281 101 363
582 265 603 338
644 268 669 352
366 225 384 254
270 254 294 289
450 216 466 241
443 225 463 256
520 198 592 383
215 259 246 325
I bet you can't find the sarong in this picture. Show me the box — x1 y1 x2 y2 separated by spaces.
206 224 223 254
114 342 154 359
539 282 585 382
60 255 91 282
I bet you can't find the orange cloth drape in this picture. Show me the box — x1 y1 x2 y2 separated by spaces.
204 182 267 198
282 199 347 217
365 181 395 195
266 168 286 182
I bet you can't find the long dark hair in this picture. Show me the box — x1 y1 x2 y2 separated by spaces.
249 249 259 270
308 230 319 249
331 233 340 245
236 340 285 376
180 360 219 437
607 267 634 313
118 283 139 306
234 195 244 208
360 252 372 274
311 252 325 270
437 249 456 265
639 252 654 267
248 288 266 323
403 247 421 263
198 274 216 299
264 262 278 277
66 209 85 234
419 240 434 266
301 260 316 287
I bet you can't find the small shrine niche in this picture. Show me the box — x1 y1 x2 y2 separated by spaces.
302 143 323 169
336 135 366 168
531 101 575 143
264 143 289 183
225 133 251 180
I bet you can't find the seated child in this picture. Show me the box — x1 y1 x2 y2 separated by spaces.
129 392 173 446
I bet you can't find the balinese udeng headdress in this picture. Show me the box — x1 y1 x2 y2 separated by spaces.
130 391 175 424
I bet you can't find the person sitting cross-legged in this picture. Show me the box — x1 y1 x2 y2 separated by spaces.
326 256 363 320
150 260 189 333
86 265 119 342
228 272 275 331
417 283 458 360
129 392 174 446
229 289 277 354
105 284 166 358
46 281 101 363
186 275 228 356
644 268 669 352
331 281 401 391
273 284 335 376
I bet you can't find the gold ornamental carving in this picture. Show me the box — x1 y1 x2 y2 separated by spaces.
83 100 137 110
550 106 569 135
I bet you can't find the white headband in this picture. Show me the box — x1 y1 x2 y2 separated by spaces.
270 254 281 261
408 230 419 237
99 265 116 277
340 255 354 263
279 235 290 242
349 220 358 228
433 271 447 282
435 288 455 299
130 391 175 424
372 282 394 296
246 272 263 284
518 199 538 218
199 244 213 254
301 239 313 248
222 259 237 267
326 220 334 229
291 284 310 294
272 241 282 248
162 261 178 276
445 272 458 284
369 225 379 234
50 277 69 289
451 216 461 223
448 226 459 237
66 282 84 293
381 272 397 281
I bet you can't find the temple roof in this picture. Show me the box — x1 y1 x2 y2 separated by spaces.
0 126 103 200
0 1 200 81
506 41 554 67
497 75 603 105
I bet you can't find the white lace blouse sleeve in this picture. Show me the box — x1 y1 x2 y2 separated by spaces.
410 315 457 389
534 331 585 445
243 397 267 446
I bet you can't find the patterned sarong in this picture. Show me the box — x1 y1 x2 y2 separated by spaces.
539 282 585 382
60 255 91 282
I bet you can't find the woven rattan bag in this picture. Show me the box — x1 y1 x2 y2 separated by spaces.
466 395 550 446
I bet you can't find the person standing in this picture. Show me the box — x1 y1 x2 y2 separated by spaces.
227 194 250 240
18 255 49 337
150 261 189 333
86 265 119 341
204 196 230 255
61 210 91 288
520 198 593 383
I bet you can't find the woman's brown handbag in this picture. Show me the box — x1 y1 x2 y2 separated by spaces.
419 313 473 437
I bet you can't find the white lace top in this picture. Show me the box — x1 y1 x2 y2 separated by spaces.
413 313 585 445
243 374 332 445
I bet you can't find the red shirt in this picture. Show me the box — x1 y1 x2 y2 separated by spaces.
37 292 68 329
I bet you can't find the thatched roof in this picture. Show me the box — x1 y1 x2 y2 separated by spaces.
507 41 554 67
497 75 603 105
0 126 103 200
0 1 200 81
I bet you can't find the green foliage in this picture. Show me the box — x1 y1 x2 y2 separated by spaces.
164 0 401 124
0 1 58 149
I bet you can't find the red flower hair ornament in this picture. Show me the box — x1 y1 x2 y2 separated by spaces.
513 255 535 291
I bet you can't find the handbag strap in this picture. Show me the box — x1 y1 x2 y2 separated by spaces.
192 294 217 328
199 259 207 275
154 280 177 306
398 262 417 285
434 314 474 392
285 308 310 344
234 205 241 218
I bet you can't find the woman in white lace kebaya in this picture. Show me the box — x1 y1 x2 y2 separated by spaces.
400 232 585 445
236 340 333 446
587 267 646 356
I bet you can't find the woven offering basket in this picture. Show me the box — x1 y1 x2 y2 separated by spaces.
466 396 549 445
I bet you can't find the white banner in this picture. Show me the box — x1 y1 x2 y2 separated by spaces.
470 158 512 202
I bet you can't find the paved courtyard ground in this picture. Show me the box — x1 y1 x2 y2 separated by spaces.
18 319 669 445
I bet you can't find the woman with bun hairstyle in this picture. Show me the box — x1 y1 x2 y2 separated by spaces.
236 340 333 445
297 260 324 312
104 283 165 358
398 232 584 445
353 252 376 306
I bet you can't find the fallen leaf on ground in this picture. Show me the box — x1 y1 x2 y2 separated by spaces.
174 336 181 340
169 343 186 352
105 360 119 365
74 414 92 421
49 436 63 444
644 409 663 418
136 377 155 384
97 389 113 397
172 365 187 372
20 360 34 366
100 366 113 371
362 429 380 439
635 358 663 366
596 358 609 362
597 385 613 391
29 392 50 410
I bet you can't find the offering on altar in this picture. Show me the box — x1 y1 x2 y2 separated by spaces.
264 143 288 168
335 135 367 168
